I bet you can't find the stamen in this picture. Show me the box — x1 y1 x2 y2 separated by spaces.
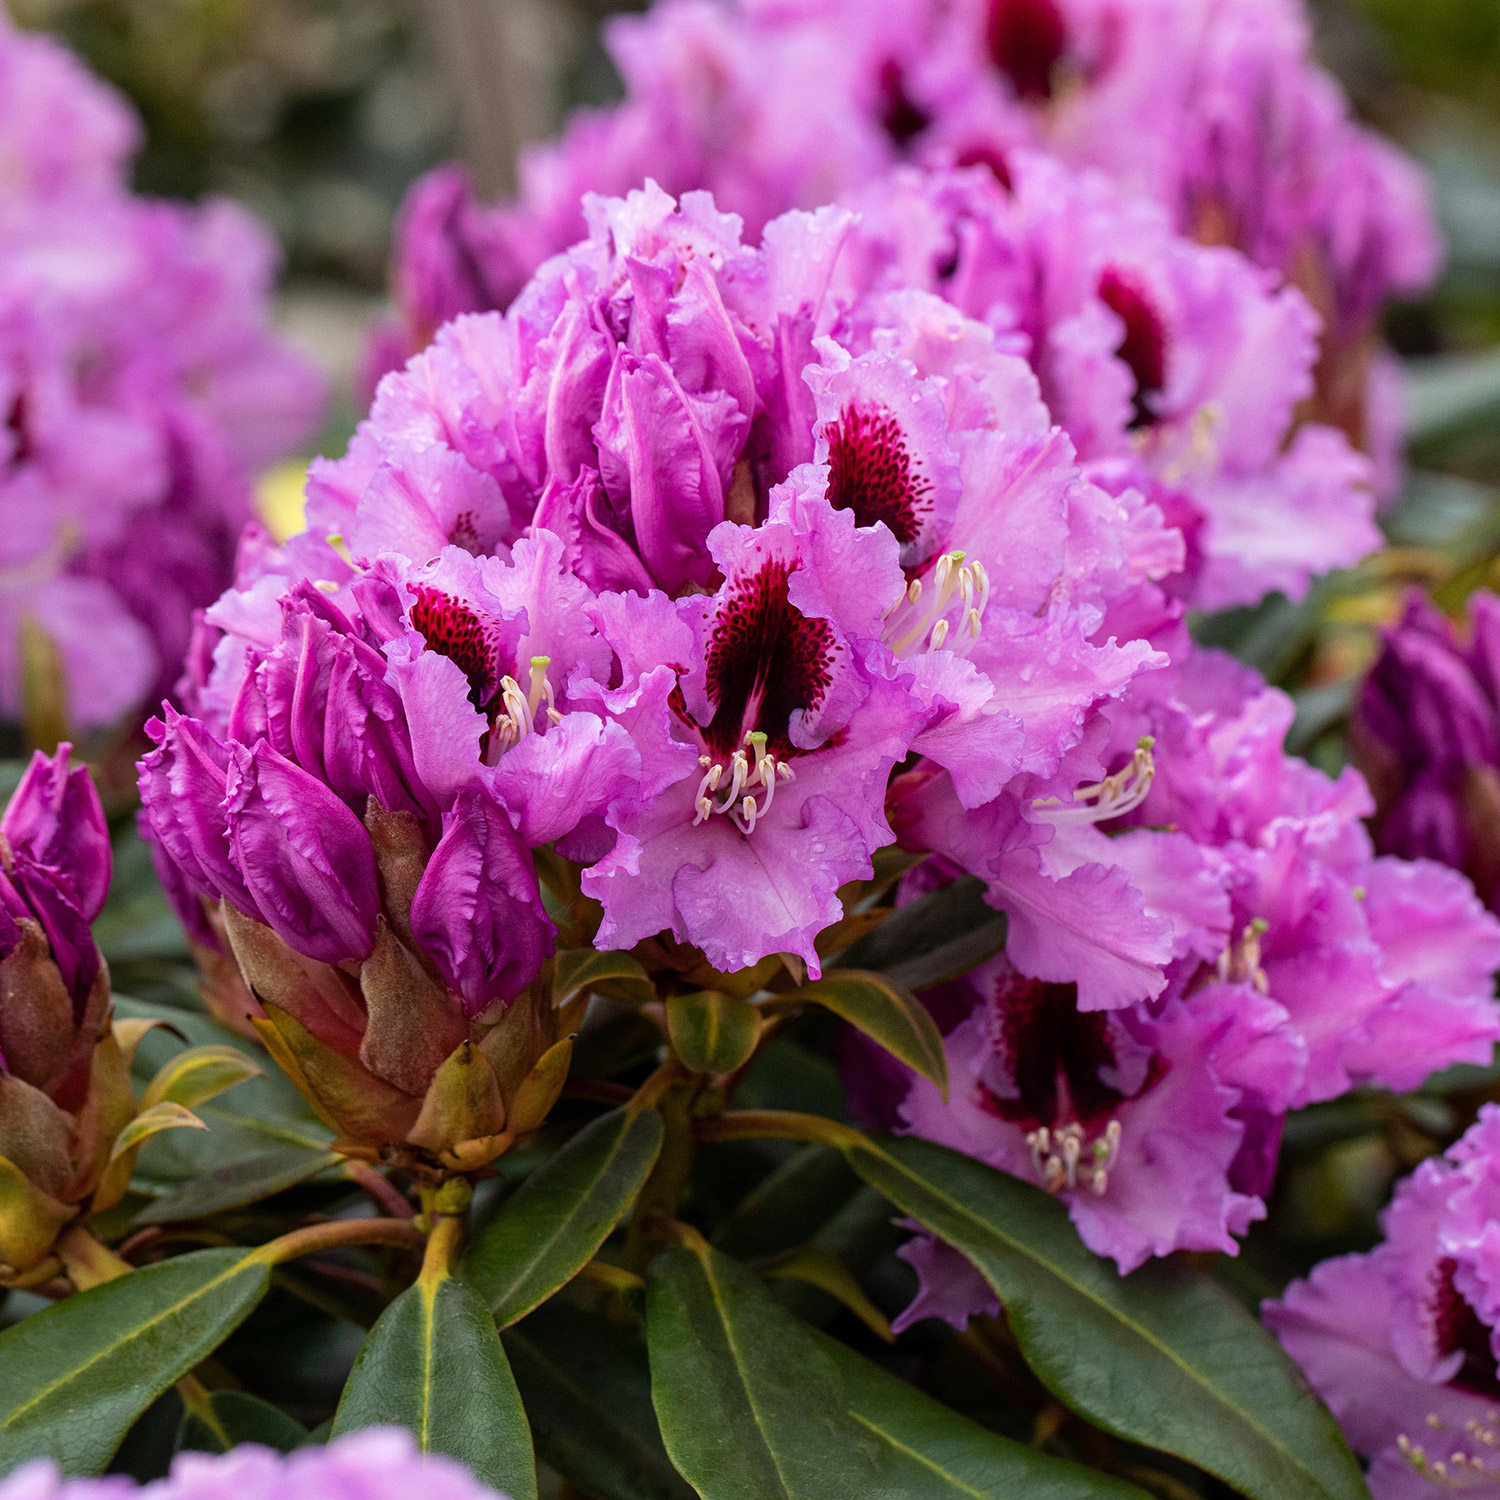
883 549 992 658
1032 738 1156 825
1215 918 1270 995
1027 1119 1121 1197
490 657 561 757
692 731 797 836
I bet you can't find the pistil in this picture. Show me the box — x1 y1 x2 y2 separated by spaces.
491 655 562 756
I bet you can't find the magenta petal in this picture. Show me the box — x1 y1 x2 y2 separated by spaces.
409 788 554 1016
224 742 379 966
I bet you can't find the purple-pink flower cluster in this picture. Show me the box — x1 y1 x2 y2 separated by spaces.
0 1431 509 1500
139 178 1500 1279
368 0 1435 497
1267 1107 1500 1499
0 15 324 735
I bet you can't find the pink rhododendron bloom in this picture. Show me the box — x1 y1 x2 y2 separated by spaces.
0 18 324 733
874 642 1500 1288
0 1430 510 1500
835 155 1379 609
1267 1107 1500 1499
302 182 1177 976
369 0 1436 506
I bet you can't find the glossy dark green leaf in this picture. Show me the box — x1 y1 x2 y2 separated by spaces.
646 1241 891 1500
0 1248 271 1474
133 1145 343 1225
834 876 992 973
666 991 760 1075
845 1134 1367 1500
554 948 656 1007
465 1107 664 1326
818 1334 1150 1499
713 1146 862 1262
503 1300 693 1500
178 1391 308 1454
788 971 947 1098
333 1269 535 1500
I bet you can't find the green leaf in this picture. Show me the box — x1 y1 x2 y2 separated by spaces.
646 1240 891 1500
142 1045 263 1111
785 971 947 1099
833 876 998 978
504 1300 693 1500
465 1107 664 1327
818 1334 1150 1499
94 826 190 964
666 992 760 1075
178 1390 308 1454
844 1134 1368 1500
133 1145 344 1226
554 948 655 1007
1406 348 1500 446
113 997 331 1192
713 1146 862 1262
109 1101 208 1162
332 1269 536 1500
0 1248 271 1474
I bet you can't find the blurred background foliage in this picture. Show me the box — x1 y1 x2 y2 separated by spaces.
6 0 1500 1346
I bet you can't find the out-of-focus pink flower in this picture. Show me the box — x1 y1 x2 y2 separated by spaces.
1266 1107 1500 1499
0 1429 511 1500
0 20 325 735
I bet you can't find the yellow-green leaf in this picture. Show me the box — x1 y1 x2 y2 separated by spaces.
142 1044 263 1112
666 990 760 1075
108 1101 207 1163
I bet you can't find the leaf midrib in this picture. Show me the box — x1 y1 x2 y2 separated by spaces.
847 1411 986 1499
697 1252 798 1500
0 1253 259 1429
484 1114 651 1322
853 1141 1338 1499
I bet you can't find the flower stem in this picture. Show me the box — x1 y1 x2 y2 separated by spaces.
342 1160 415 1219
251 1217 425 1268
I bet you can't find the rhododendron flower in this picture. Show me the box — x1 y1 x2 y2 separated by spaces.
305 182 1181 976
836 156 1379 610
893 953 1296 1275
875 643 1500 1289
139 526 640 1161
0 1429 511 1500
1266 1106 1500 1499
0 16 324 734
1354 589 1500 914
368 0 1436 499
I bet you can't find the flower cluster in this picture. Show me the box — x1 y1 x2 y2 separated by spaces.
833 154 1378 610
0 15 324 736
368 0 1436 493
0 1430 510 1500
1266 1106 1500 1499
140 178 1500 1282
868 643 1500 1290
